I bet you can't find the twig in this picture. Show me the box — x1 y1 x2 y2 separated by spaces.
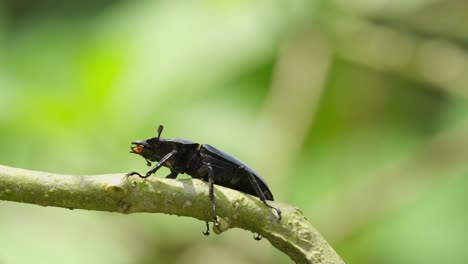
0 165 344 264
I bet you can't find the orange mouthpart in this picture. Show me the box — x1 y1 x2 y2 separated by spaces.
132 145 144 154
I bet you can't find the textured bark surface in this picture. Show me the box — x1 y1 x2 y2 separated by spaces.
0 165 344 264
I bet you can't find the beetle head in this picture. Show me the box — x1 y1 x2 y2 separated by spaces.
130 125 164 165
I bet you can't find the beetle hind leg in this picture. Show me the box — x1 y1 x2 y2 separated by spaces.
244 168 282 220
207 164 219 225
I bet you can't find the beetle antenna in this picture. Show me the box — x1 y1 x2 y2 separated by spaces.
157 125 164 140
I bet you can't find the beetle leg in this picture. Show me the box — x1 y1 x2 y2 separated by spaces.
253 233 262 241
124 171 144 178
202 221 210 236
141 150 177 178
244 168 282 220
206 164 219 225
198 163 219 225
145 159 152 167
165 170 179 179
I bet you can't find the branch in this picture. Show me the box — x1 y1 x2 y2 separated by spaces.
0 165 344 264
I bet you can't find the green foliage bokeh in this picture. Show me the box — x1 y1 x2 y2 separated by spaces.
1 1 468 263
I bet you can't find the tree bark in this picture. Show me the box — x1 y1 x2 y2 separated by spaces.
0 164 344 264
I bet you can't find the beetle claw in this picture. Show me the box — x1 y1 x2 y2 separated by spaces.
275 208 282 220
145 159 152 167
124 171 143 179
253 233 262 241
203 221 210 236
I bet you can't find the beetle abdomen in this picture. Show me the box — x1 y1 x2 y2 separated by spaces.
199 144 274 201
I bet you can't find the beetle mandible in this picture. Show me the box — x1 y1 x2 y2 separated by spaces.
125 125 281 236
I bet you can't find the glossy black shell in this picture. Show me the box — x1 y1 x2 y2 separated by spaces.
135 136 275 201
196 144 274 201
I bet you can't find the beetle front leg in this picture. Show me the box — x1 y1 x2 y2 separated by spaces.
143 150 177 178
125 171 144 178
126 150 177 179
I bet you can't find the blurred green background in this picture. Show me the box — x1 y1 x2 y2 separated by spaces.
1 0 467 263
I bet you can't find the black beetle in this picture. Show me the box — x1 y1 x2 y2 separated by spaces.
125 125 281 236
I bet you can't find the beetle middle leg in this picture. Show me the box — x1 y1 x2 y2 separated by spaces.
197 163 219 227
207 164 218 225
244 167 282 220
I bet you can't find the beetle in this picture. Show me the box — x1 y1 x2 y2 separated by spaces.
125 125 281 236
